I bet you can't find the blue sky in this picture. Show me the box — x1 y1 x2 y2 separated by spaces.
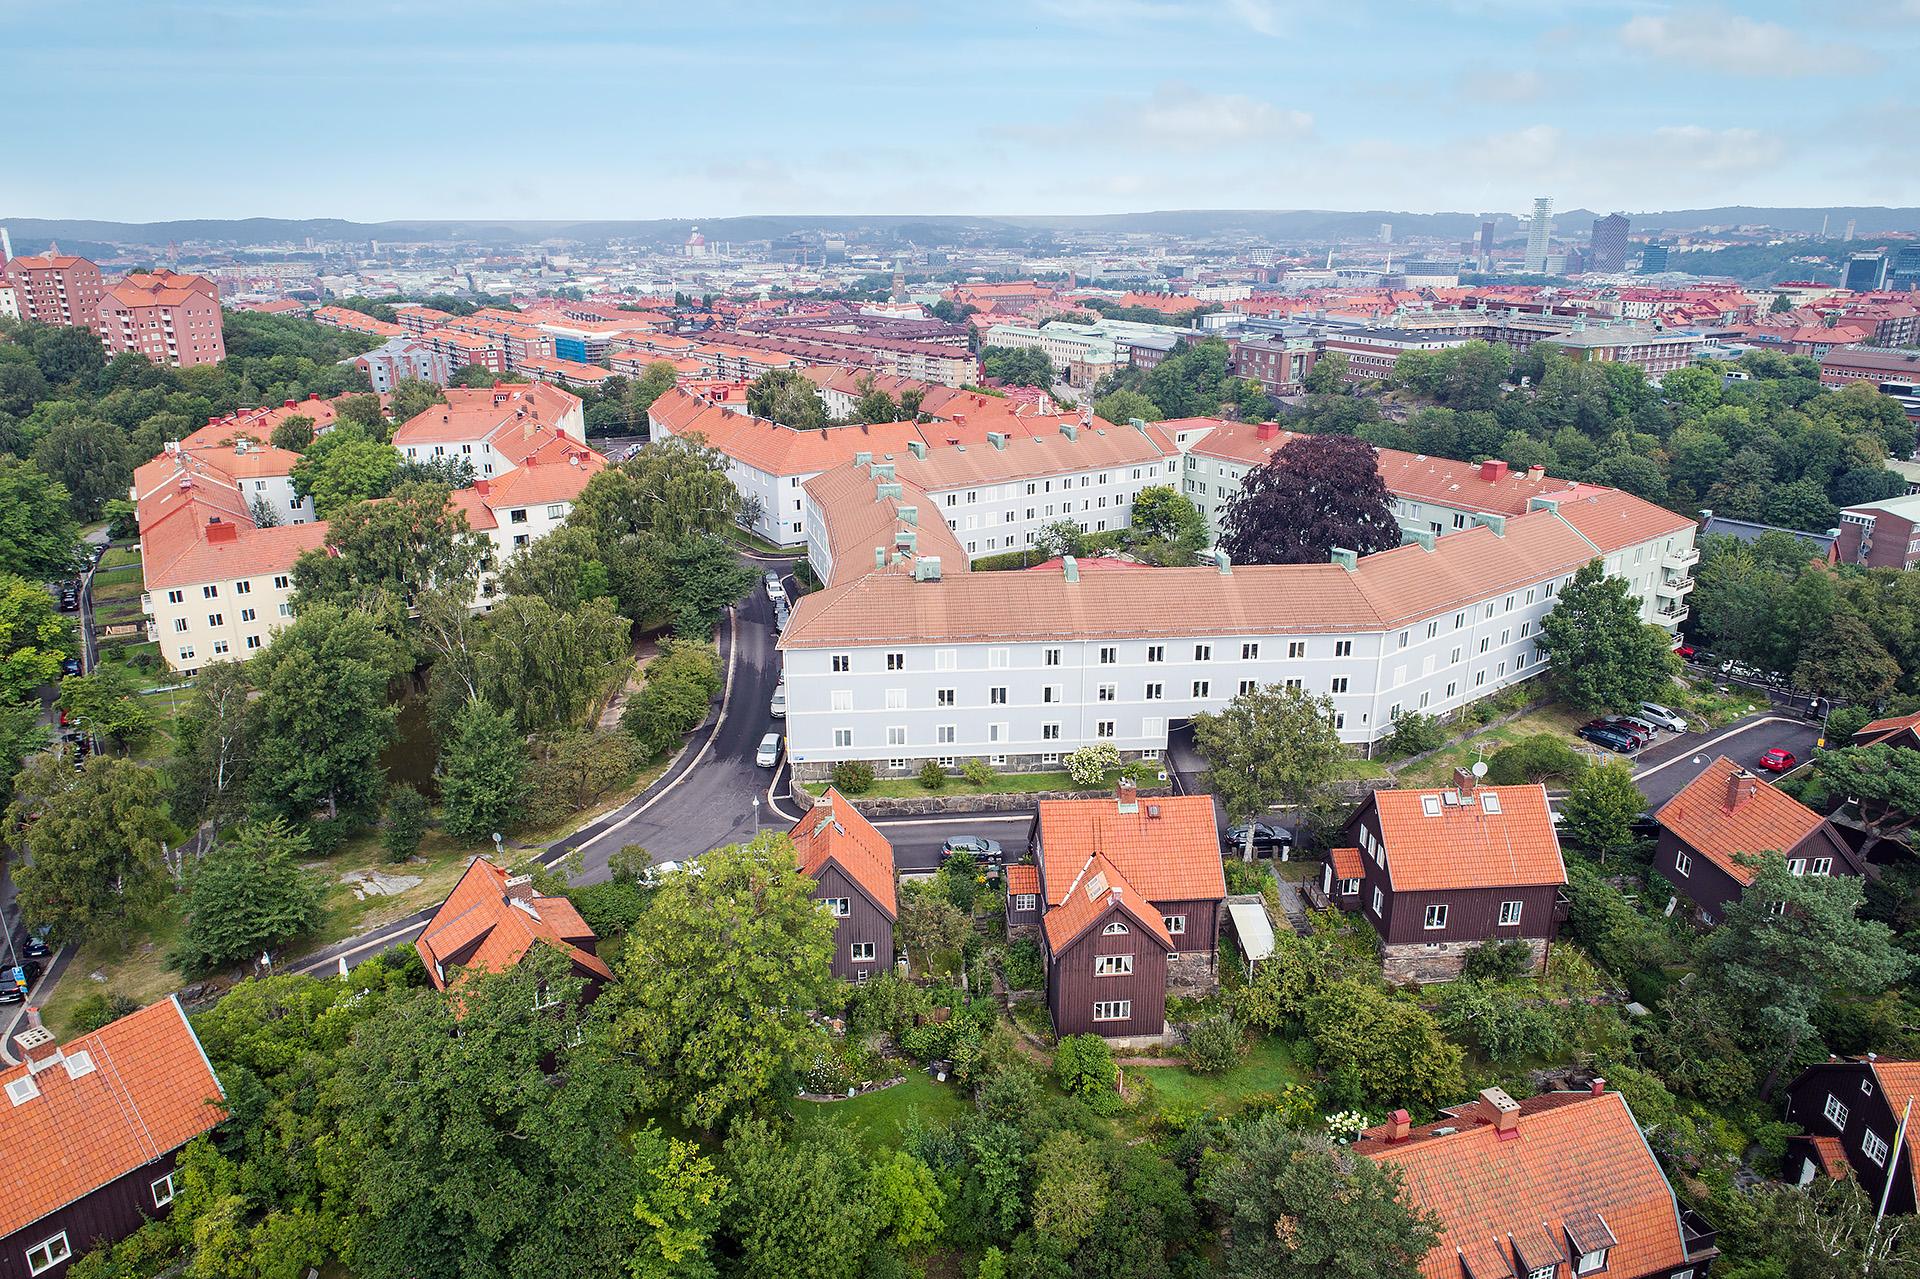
7 0 1919 222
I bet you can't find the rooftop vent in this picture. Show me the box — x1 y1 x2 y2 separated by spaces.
1062 555 1080 583
1329 547 1358 571
913 557 943 582
908 440 927 459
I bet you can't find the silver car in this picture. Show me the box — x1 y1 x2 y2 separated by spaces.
769 683 787 718
756 732 782 767
1637 701 1689 732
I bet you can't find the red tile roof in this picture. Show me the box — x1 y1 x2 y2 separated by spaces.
1040 852 1175 954
1036 793 1223 906
789 789 897 917
1653 757 1826 886
1868 1060 1920 1184
392 383 582 448
1357 1090 1695 1279
1855 711 1920 745
1005 864 1040 895
1330 846 1365 881
1809 1135 1851 1180
802 462 969 586
0 998 225 1240
1365 783 1566 892
416 857 610 991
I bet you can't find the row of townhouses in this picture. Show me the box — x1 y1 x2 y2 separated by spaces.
135 384 598 674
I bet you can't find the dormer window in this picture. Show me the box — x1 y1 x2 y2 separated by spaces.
1528 1268 1556 1279
1575 1249 1608 1275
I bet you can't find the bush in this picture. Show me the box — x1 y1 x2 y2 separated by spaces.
623 639 721 757
829 760 875 794
918 759 947 790
1063 743 1121 787
1485 733 1587 785
381 783 429 863
1383 711 1447 759
525 730 641 827
1002 938 1045 991
1460 939 1534 982
961 758 997 788
1055 1033 1119 1102
67 991 140 1034
1183 1014 1246 1074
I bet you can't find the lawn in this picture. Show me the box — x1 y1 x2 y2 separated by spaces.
38 910 186 1039
99 544 141 571
843 764 1163 800
88 566 144 603
1667 676 1770 729
789 1072 968 1151
1131 1036 1306 1116
1391 704 1591 787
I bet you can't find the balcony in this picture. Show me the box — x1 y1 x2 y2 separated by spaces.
1660 572 1696 595
1662 545 1701 571
1679 1207 1719 1262
1657 603 1690 624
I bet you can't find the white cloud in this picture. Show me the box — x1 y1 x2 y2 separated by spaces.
1129 82 1312 142
1036 0 1288 34
1619 8 1861 76
1471 69 1545 102
1225 0 1287 36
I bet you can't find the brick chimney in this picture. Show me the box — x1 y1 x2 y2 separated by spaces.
1725 769 1759 809
473 478 490 497
1479 459 1508 483
1385 1108 1411 1141
1527 464 1546 482
1480 1086 1521 1139
205 519 239 544
1116 777 1139 815
1257 422 1280 441
14 1009 61 1073
1453 765 1478 796
1590 1076 1607 1096
503 874 535 904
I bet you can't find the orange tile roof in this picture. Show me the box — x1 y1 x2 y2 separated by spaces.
789 789 897 917
140 495 329 591
0 998 225 1240
313 305 405 337
1330 846 1365 880
1868 1060 1920 1181
482 452 604 508
1856 711 1920 744
1366 783 1566 892
1809 1134 1852 1180
1005 864 1040 895
1653 757 1826 886
416 857 610 991
889 417 1178 490
1357 1090 1695 1279
392 383 582 448
656 388 928 478
102 269 218 309
802 462 970 586
1040 852 1176 955
1036 793 1224 908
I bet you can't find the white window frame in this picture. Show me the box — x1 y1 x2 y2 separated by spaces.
850 941 876 963
1371 886 1384 915
823 897 850 917
1092 1000 1131 1022
1094 954 1134 977
1865 1129 1892 1166
1163 915 1186 935
26 1232 69 1276
1498 900 1522 927
1673 851 1691 878
151 1171 176 1207
1825 1094 1850 1129
1102 920 1130 935
1012 893 1038 912
1423 903 1448 930
1575 1249 1608 1276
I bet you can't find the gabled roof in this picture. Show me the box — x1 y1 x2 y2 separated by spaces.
1040 852 1175 955
1363 783 1566 892
801 461 969 585
1036 792 1224 907
415 857 610 991
392 383 582 448
789 789 897 917
1330 846 1365 881
1868 1060 1920 1185
1855 711 1920 746
1653 757 1828 886
1005 864 1040 896
1356 1090 1695 1279
0 998 225 1240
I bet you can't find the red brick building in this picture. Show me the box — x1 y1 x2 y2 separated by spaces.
1836 493 1920 570
1 251 104 329
93 270 225 368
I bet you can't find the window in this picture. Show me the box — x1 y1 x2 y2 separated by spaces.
1045 648 1062 666
151 1172 175 1207
1099 646 1117 664
936 650 956 670
1575 1250 1608 1276
1094 954 1134 976
887 652 906 670
1529 1267 1556 1279
1097 684 1116 702
1339 878 1360 895
173 618 188 633
207 613 222 627
938 688 956 706
832 654 850 672
234 579 251 595
1044 684 1062 703
246 635 261 650
1371 886 1383 915
1144 682 1163 700
1498 900 1523 927
212 640 229 655
1330 677 1348 693
1192 680 1210 698
887 726 907 747
202 584 218 599
26 1232 69 1276
239 607 255 622
1096 720 1115 738
273 574 289 589
1102 920 1130 935
1043 723 1061 740
1146 644 1164 662
990 686 1007 705
1813 857 1833 875
989 648 1009 668
1788 858 1807 876
850 942 876 963
1674 851 1691 877
937 725 956 744
1480 793 1502 814
166 588 183 604
823 897 850 917
1865 1129 1892 1167
833 729 853 748
1163 915 1186 935
831 689 854 711
1013 893 1037 912
1333 640 1353 657
1242 642 1260 660
886 688 906 710
1423 904 1448 930
1194 643 1211 661
1239 679 1257 695
1288 640 1307 658
1092 1000 1132 1022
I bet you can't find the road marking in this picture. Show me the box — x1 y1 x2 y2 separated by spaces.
872 813 1033 829
765 765 803 823
1632 715 1800 783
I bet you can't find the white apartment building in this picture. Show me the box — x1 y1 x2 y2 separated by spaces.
777 488 1697 777
392 382 587 480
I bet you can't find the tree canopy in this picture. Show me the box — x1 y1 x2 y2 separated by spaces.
1219 434 1400 565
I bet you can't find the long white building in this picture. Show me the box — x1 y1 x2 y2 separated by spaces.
777 487 1696 777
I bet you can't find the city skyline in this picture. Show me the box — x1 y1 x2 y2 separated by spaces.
11 0 1920 223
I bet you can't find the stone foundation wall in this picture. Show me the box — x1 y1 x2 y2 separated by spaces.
1380 936 1548 985
1166 950 1218 998
790 750 1168 785
788 778 1173 816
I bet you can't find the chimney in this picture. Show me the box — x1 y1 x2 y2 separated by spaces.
1453 766 1478 795
14 1010 60 1074
1480 1086 1521 1139
1479 459 1508 483
1257 422 1280 441
1386 1108 1412 1141
1590 1077 1607 1096
1062 555 1080 583
874 546 887 570
205 520 239 544
473 478 490 497
813 790 835 809
1116 778 1139 815
283 398 296 408
503 874 535 904
1527 463 1545 482
1725 769 1759 809
308 392 320 400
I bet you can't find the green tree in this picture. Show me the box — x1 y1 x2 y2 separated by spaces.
1030 1131 1109 1250
745 368 827 428
1054 1034 1118 1102
0 699 49 782
33 417 133 519
174 817 325 973
1537 558 1679 713
1794 611 1900 707
169 660 254 831
894 880 970 975
269 414 316 452
1126 485 1209 565
0 572 73 701
292 480 484 621
387 378 446 427
249 606 405 823
1560 760 1646 862
628 362 680 418
473 596 631 733
5 754 175 942
438 699 531 843
331 393 385 433
57 668 154 753
381 783 429 862
334 950 644 1279
1304 980 1464 1111
1092 388 1163 425
980 345 1055 390
1199 1115 1439 1279
1193 683 1343 860
1302 351 1350 395
1816 744 1920 845
721 1120 879 1279
868 1151 946 1255
629 1125 729 1279
289 425 402 518
609 832 837 1129
623 639 719 757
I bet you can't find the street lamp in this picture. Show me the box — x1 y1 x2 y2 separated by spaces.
751 795 760 835
491 831 504 861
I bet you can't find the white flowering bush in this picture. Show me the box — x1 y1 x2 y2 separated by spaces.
1325 1110 1372 1144
1064 744 1122 787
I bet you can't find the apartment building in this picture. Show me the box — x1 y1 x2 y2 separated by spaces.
392 382 588 479
92 270 226 368
776 487 1695 776
0 250 104 328
352 335 453 392
1836 493 1920 570
310 305 405 339
515 355 616 390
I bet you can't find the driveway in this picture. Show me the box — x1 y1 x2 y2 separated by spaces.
1631 713 1823 808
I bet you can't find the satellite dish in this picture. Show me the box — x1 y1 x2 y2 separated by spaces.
1471 761 1488 779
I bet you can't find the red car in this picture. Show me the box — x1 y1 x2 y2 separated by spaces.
1676 644 1697 659
1757 748 1797 772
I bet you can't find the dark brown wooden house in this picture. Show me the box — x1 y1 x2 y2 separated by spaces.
1335 774 1567 982
0 999 225 1279
791 788 897 982
416 857 612 1000
1783 1057 1920 1215
1027 782 1225 1042
1651 757 1862 926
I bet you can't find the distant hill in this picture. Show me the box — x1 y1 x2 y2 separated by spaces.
5 206 1919 251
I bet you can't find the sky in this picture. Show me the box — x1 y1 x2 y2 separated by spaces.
7 0 1920 223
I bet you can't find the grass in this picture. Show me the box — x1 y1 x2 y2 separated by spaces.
88 568 144 605
1669 676 1770 729
38 910 185 1039
1131 1036 1306 1116
1391 704 1590 787
99 544 141 571
727 526 794 557
788 1072 968 1151
841 764 1163 800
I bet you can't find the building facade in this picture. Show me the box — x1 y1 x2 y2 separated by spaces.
1836 493 1920 570
1783 1058 1920 1215
0 251 103 329
790 789 897 982
92 270 225 368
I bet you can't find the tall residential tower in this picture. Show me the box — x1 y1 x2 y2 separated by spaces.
1524 197 1553 273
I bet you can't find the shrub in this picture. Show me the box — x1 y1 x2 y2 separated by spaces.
623 639 721 756
1485 733 1587 785
961 758 997 788
381 782 429 863
1002 938 1045 991
1183 1014 1247 1074
1383 711 1447 759
1460 939 1534 982
1055 1033 1119 1102
918 759 947 790
68 991 140 1034
1432 982 1561 1062
829 760 875 794
1064 743 1121 787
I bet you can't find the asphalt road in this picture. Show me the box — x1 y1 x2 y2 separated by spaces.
1630 713 1823 808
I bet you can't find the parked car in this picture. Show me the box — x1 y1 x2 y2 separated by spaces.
769 683 786 718
1603 714 1661 741
58 591 77 611
773 600 791 631
1757 747 1798 772
1586 718 1650 748
60 657 81 677
765 575 788 605
20 930 49 960
1637 701 1689 733
1578 724 1638 753
1675 643 1697 659
1223 821 1294 855
755 733 782 767
942 835 1004 866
